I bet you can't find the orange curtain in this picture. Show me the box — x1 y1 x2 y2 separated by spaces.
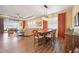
43 20 48 30
22 21 26 29
20 20 28 29
58 12 66 38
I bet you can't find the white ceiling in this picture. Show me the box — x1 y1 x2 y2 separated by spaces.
0 5 73 20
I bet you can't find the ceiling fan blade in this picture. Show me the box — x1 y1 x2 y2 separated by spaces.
24 15 34 19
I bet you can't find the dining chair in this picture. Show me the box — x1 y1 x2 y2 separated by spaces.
32 30 38 44
32 30 43 52
47 30 56 48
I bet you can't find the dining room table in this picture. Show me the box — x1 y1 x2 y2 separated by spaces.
38 29 53 36
37 29 53 47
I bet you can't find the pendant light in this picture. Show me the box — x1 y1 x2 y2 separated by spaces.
42 5 48 21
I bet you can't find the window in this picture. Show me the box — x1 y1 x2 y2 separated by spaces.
4 19 20 31
48 17 58 29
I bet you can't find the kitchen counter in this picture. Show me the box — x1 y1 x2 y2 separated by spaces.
65 31 79 36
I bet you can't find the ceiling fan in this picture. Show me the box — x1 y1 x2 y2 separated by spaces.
0 13 36 21
10 13 34 20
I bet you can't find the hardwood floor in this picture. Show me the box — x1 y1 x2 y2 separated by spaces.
0 32 78 53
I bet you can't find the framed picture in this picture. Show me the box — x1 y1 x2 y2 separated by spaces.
74 12 79 27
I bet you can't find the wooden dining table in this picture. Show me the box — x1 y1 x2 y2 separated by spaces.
37 29 53 39
38 29 53 35
37 29 53 46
